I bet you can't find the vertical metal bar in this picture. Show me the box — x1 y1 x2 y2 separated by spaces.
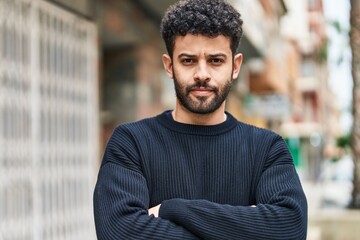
0 0 4 235
0 0 98 239
30 0 42 239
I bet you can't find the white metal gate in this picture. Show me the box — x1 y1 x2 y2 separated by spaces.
0 0 99 239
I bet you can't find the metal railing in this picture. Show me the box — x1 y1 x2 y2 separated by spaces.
0 0 99 239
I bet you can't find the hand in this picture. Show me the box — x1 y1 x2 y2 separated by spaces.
148 204 161 217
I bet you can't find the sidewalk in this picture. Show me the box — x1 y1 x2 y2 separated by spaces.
303 181 360 240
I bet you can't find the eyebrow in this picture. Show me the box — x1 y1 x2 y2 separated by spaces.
208 53 227 59
177 53 227 58
178 53 196 58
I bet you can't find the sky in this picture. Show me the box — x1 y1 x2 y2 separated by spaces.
323 0 352 133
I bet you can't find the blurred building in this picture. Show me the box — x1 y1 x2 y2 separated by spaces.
0 0 98 239
95 0 177 149
227 0 290 128
227 0 342 180
280 0 342 180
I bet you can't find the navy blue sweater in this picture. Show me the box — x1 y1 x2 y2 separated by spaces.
93 111 307 239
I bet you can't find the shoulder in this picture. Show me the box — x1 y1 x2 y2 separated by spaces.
236 120 282 143
109 114 166 148
235 121 288 161
103 116 160 165
114 115 159 135
235 123 293 168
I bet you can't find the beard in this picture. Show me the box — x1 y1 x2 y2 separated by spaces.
173 71 233 114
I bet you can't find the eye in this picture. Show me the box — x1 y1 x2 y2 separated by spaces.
209 58 224 65
181 58 196 65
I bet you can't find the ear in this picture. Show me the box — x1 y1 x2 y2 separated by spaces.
232 53 243 79
162 54 173 78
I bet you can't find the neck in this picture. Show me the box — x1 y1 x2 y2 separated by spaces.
172 102 227 125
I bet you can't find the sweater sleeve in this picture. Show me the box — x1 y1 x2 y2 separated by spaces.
158 135 308 240
93 127 200 240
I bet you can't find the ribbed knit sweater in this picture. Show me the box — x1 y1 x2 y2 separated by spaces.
93 110 308 240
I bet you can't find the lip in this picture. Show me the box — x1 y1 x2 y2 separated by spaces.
190 87 213 96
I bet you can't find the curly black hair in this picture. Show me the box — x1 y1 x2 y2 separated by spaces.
160 0 243 57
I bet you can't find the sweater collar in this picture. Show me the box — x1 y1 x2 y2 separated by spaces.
156 110 238 136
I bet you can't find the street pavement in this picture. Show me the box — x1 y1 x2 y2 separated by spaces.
302 180 360 240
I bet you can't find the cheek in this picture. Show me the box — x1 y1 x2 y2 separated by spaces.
210 67 232 80
173 67 193 82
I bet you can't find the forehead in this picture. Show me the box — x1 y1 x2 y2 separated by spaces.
173 34 232 55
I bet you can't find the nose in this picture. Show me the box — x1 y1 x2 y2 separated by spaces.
194 61 211 82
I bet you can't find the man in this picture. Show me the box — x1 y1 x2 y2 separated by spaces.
93 0 308 239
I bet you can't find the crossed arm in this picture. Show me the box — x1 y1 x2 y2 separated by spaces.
94 165 307 239
93 134 307 239
148 204 256 217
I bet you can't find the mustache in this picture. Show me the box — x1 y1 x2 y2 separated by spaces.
186 82 217 92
